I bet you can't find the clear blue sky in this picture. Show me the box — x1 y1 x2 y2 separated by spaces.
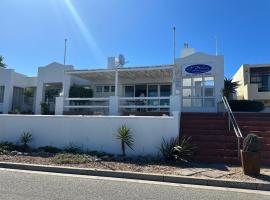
0 0 270 78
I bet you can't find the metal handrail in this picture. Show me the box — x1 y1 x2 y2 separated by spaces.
221 96 243 158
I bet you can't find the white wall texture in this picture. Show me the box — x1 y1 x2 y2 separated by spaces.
0 113 180 156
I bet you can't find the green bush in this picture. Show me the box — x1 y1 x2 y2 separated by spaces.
50 153 89 164
159 136 196 162
116 125 134 157
243 134 260 152
228 100 264 112
0 141 17 151
20 132 33 152
40 102 50 115
38 146 62 154
64 143 81 154
69 85 93 98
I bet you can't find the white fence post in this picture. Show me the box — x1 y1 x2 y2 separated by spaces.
170 95 181 116
109 96 119 116
55 97 64 115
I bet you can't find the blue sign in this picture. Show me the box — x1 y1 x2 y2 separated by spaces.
185 64 212 74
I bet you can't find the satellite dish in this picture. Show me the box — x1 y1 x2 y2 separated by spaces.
118 54 125 66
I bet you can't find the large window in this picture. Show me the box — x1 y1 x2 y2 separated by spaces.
250 67 270 92
182 76 215 108
0 86 4 103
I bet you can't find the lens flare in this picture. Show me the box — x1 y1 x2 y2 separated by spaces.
64 0 104 63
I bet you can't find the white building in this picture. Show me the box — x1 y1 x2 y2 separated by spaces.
0 45 224 115
232 64 270 107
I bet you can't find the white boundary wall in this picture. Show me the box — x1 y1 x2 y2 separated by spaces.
0 113 180 156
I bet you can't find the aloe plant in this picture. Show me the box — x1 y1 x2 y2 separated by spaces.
116 125 134 157
20 132 33 152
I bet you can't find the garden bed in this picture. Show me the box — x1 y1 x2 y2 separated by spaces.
0 152 269 183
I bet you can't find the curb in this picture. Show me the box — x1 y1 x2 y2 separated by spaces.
0 162 269 191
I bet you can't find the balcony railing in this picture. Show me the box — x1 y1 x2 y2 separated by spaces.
119 96 170 111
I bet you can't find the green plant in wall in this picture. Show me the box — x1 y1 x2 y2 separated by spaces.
116 125 134 157
20 132 33 152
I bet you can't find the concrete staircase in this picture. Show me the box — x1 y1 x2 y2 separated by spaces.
181 112 270 165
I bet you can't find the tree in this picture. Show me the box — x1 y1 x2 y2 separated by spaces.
116 125 134 157
0 56 6 68
223 78 240 100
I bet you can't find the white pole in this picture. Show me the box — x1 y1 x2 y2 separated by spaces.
64 39 67 65
172 27 176 95
215 36 218 56
115 67 118 96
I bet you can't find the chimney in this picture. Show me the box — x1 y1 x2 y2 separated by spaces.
180 43 195 58
107 57 116 69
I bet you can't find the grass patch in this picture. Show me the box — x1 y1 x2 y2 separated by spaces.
50 153 90 164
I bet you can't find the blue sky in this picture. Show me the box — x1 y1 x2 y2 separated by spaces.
0 0 270 78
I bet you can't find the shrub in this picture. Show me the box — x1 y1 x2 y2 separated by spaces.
69 85 93 98
20 132 33 152
116 125 134 157
0 141 17 151
38 146 62 154
228 100 264 112
50 153 89 164
243 134 260 152
159 137 179 161
159 136 195 162
40 102 50 115
64 143 81 154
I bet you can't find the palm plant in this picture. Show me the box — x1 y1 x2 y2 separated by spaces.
0 55 7 68
223 78 240 100
20 132 33 152
116 125 134 157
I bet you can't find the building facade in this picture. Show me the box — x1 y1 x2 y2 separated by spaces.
0 46 224 115
232 64 270 107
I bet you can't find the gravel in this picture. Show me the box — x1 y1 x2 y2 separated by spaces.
0 154 269 183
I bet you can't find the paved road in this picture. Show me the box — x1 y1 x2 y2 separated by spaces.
0 169 269 200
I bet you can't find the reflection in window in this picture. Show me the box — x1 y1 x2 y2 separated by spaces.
183 88 192 97
204 88 214 97
0 86 5 103
193 87 203 97
183 99 192 107
192 98 203 107
160 85 171 96
125 86 134 97
183 78 192 87
204 98 215 107
193 77 203 87
204 77 214 86
96 86 103 93
103 86 110 92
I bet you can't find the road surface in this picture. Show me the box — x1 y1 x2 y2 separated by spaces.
0 168 269 200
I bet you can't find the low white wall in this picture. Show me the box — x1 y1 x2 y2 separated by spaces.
0 113 180 156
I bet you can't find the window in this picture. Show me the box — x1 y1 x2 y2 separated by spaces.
183 78 192 87
0 86 4 103
110 86 115 93
204 87 214 97
204 98 215 107
204 77 214 86
183 99 192 107
103 86 110 92
183 88 191 97
96 86 103 93
193 77 203 87
125 86 134 97
148 85 158 97
192 98 203 107
160 85 171 97
193 87 203 97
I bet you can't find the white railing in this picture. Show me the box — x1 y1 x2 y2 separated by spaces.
221 96 243 159
119 97 170 110
64 98 109 109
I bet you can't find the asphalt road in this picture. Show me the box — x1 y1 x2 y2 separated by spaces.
0 169 269 200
